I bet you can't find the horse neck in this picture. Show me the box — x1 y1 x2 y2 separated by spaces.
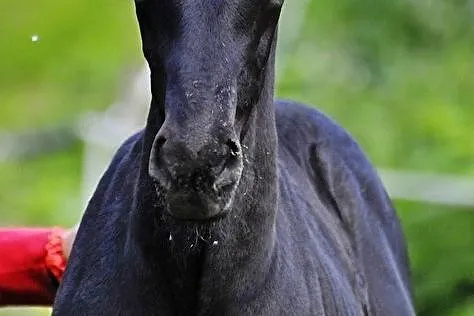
130 38 280 309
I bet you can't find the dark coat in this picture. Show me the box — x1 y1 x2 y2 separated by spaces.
53 101 414 316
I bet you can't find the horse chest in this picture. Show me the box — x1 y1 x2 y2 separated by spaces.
273 174 367 315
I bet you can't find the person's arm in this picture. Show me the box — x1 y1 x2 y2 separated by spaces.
0 227 69 306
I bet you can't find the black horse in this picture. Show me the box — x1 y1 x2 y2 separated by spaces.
53 1 415 315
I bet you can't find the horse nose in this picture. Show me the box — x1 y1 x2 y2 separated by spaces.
148 130 241 190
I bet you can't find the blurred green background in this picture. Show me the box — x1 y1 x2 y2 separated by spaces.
0 0 473 315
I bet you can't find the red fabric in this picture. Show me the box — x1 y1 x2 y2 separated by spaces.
45 228 67 283
0 228 66 306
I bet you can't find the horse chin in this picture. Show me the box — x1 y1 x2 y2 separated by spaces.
161 188 236 223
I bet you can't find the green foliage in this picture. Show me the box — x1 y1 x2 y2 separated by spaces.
0 0 472 315
0 0 141 130
397 202 474 315
0 144 82 226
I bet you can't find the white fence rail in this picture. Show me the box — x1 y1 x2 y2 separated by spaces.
379 169 474 208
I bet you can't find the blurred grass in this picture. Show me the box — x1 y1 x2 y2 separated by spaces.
0 0 141 130
0 0 473 315
397 202 474 315
0 145 82 226
0 0 141 228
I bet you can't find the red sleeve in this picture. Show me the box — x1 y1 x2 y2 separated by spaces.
0 228 67 306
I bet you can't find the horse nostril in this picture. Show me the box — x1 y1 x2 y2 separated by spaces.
155 136 167 150
211 139 243 193
226 139 240 157
149 135 170 187
150 135 167 168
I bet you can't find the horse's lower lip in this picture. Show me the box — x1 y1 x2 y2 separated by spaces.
163 191 230 221
166 205 226 222
165 200 225 221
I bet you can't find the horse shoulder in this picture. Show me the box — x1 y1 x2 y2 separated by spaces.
275 99 415 315
54 131 145 314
